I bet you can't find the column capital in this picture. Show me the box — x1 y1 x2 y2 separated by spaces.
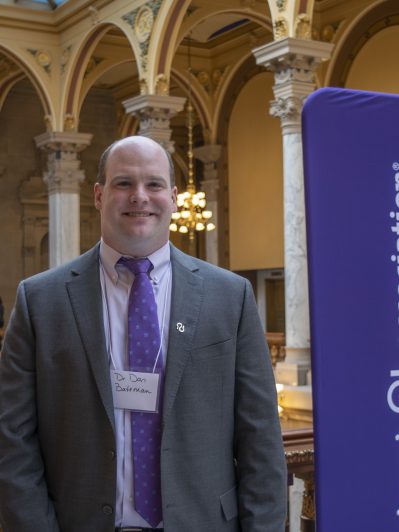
193 145 222 202
35 131 93 153
123 94 186 153
35 131 92 194
253 38 333 134
193 144 222 164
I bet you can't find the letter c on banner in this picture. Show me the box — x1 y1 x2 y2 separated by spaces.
387 371 399 413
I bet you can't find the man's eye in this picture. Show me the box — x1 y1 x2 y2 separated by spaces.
115 181 130 187
148 182 163 189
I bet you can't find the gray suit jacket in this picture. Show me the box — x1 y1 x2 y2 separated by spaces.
0 244 286 532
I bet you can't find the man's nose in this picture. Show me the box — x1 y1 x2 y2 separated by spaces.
129 185 148 203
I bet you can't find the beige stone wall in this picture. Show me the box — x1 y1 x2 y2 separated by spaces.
0 79 44 323
228 72 284 271
346 25 399 92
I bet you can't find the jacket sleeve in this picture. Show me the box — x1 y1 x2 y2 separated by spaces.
0 282 60 532
234 279 287 531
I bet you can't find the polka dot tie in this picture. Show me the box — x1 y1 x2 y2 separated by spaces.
119 257 163 528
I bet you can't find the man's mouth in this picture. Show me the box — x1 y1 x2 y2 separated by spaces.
124 212 153 217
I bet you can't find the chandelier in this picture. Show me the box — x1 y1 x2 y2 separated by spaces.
170 37 215 241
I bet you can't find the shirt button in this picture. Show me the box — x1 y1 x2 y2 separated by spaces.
102 504 113 515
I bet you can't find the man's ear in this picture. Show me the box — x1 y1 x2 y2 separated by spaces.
94 183 103 211
171 186 178 212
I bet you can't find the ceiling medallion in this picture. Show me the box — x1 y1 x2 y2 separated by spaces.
134 6 154 43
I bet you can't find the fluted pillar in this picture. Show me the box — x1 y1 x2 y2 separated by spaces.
123 94 185 153
193 144 221 265
253 38 333 386
35 131 92 268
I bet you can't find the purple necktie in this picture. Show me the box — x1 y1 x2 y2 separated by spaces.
119 257 163 528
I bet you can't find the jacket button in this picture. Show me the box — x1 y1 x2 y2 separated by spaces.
109 450 115 460
102 504 113 515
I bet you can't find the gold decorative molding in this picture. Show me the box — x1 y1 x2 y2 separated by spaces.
192 66 227 94
155 73 168 95
285 448 314 467
64 113 76 131
44 114 53 132
295 14 311 40
27 49 52 74
84 55 104 78
61 45 71 75
274 17 289 40
0 54 15 78
139 78 148 95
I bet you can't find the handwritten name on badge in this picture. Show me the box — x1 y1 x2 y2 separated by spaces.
110 369 160 412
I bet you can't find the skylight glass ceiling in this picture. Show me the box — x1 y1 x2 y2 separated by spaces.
11 0 69 9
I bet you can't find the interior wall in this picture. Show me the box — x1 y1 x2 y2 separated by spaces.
0 79 44 323
228 72 284 271
346 25 399 91
79 87 119 250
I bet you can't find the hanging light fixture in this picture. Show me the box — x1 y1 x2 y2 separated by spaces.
169 36 215 241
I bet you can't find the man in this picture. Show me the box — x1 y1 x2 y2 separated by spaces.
0 136 287 532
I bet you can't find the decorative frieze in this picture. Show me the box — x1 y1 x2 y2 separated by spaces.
27 49 52 74
122 0 162 72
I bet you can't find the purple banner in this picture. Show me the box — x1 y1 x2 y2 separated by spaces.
303 87 399 531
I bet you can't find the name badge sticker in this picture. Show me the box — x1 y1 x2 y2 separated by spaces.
110 369 160 413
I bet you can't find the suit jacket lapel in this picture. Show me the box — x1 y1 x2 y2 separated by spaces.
163 245 203 426
65 245 115 433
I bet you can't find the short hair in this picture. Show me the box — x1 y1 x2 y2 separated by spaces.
96 137 175 187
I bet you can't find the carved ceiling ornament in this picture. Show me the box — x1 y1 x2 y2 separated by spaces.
64 113 76 131
295 14 311 40
122 0 162 73
135 6 154 43
84 56 104 78
27 49 52 74
0 54 15 77
44 114 53 132
276 0 286 11
61 45 71 75
155 73 168 95
139 78 149 95
192 66 227 94
274 17 289 40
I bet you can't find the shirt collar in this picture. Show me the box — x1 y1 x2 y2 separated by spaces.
99 239 171 285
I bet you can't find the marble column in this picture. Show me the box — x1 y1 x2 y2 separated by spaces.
193 144 221 265
122 94 185 153
35 131 92 268
253 38 333 386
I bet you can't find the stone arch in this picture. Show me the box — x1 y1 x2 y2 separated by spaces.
326 0 399 87
170 67 211 133
0 45 53 128
62 21 141 130
153 1 272 86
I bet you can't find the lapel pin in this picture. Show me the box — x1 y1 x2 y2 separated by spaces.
176 322 185 332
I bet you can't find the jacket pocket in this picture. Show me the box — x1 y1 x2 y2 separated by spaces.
220 485 238 521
